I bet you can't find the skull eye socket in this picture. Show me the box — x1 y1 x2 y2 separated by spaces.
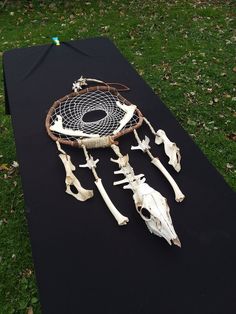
140 207 151 221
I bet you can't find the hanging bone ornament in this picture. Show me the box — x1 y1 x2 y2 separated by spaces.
72 76 112 93
46 76 185 244
72 76 88 92
144 117 181 172
79 144 129 226
132 129 185 202
56 142 93 201
111 144 181 247
155 130 181 172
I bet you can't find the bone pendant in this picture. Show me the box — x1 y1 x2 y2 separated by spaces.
155 129 181 172
151 158 185 202
133 183 181 247
111 144 181 247
58 154 93 201
80 144 129 226
143 118 182 172
132 130 185 202
95 178 129 226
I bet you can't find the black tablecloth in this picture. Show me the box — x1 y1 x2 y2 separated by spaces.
3 38 236 314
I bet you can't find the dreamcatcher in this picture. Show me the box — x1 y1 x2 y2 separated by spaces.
45 76 185 247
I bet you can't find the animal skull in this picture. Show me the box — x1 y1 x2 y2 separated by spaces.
132 181 181 247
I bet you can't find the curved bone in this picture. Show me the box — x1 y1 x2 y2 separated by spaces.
58 153 93 201
80 144 129 226
111 144 181 247
112 101 136 135
50 115 99 138
144 117 181 172
132 130 185 202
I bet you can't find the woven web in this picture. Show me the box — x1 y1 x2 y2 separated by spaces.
50 90 140 141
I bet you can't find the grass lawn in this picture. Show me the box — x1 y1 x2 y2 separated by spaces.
0 1 235 313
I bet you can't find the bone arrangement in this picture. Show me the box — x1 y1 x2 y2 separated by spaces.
45 76 185 247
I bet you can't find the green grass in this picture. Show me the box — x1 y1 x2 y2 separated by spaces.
0 1 235 313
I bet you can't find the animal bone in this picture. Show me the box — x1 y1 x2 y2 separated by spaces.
58 153 93 201
131 135 150 152
151 157 185 202
72 76 88 92
111 144 181 247
94 178 129 226
132 130 185 202
79 156 99 169
144 117 181 172
80 144 129 226
155 129 181 172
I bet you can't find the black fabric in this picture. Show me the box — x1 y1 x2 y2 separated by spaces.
3 38 236 314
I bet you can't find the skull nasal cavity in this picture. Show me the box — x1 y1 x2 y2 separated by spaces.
83 110 107 122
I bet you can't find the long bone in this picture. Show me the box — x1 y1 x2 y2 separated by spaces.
111 144 181 247
131 130 185 202
79 144 129 226
144 117 181 172
56 141 93 201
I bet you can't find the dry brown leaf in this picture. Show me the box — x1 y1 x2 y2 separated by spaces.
227 132 236 141
233 67 236 73
27 306 33 314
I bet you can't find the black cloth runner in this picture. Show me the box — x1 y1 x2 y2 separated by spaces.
3 38 236 314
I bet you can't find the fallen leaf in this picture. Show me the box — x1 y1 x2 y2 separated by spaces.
233 67 236 72
0 164 9 171
31 297 38 304
227 132 236 141
27 306 33 314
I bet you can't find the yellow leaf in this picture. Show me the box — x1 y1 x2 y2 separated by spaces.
0 164 9 171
